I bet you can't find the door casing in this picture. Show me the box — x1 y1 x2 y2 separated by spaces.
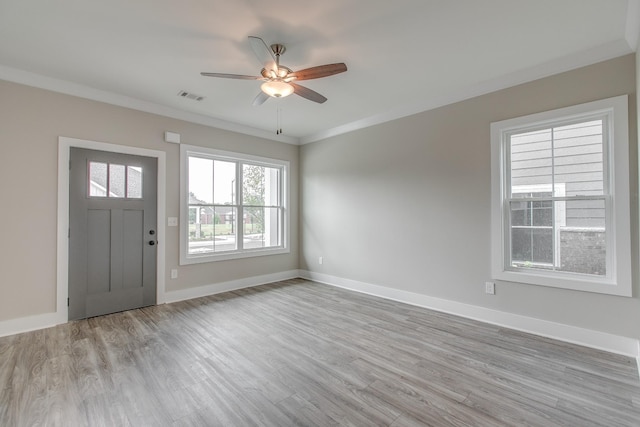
57 136 166 323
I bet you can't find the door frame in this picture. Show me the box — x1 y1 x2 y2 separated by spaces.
57 136 167 323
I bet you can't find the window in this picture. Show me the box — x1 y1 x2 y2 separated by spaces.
491 95 631 296
180 145 289 264
88 161 143 199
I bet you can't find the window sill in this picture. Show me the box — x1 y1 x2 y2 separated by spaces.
493 269 631 297
180 246 290 265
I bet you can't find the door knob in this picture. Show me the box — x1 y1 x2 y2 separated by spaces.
149 240 157 246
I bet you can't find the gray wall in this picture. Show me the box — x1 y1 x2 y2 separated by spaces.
0 80 299 322
300 54 640 340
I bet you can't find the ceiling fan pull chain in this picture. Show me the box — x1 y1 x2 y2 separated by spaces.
276 107 282 135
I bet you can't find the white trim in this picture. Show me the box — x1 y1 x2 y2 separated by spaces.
3 266 638 365
625 0 640 51
300 40 633 144
0 41 632 147
637 340 640 375
179 144 291 265
490 95 632 296
0 269 301 338
0 312 62 338
300 270 640 359
162 270 301 304
0 65 298 145
57 137 168 318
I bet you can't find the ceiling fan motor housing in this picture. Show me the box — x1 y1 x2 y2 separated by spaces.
261 66 293 79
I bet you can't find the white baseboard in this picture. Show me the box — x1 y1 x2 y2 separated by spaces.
3 269 638 364
0 311 66 338
163 269 302 304
300 270 640 359
637 341 640 375
0 270 302 338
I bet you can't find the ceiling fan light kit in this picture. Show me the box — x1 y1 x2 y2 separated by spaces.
261 80 294 98
201 36 347 105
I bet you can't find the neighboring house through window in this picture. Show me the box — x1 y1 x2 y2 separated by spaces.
490 95 631 296
88 161 143 199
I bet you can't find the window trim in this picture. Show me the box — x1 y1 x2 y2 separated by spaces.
490 95 631 296
179 144 290 265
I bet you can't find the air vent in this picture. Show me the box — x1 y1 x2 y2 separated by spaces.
177 90 205 102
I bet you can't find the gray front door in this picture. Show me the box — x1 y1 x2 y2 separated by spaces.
69 147 157 320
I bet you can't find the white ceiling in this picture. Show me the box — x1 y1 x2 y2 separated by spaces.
0 1 638 144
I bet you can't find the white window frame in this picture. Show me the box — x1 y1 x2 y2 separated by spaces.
180 144 289 265
490 95 631 296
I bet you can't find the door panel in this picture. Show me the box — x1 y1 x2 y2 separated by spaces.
123 210 143 289
87 209 111 294
110 208 125 292
69 148 157 320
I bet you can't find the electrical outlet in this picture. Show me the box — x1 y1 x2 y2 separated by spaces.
168 217 178 227
485 281 495 295
318 256 323 265
171 269 178 279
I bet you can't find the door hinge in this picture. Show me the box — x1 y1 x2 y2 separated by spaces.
68 228 70 238
69 159 72 170
67 298 69 307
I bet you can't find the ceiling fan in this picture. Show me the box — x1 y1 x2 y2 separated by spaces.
201 36 347 106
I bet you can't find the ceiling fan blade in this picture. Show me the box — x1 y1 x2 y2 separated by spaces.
252 91 270 106
291 83 327 104
248 36 277 75
290 63 347 81
201 72 262 80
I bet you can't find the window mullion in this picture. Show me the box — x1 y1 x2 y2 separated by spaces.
211 162 216 252
602 116 613 278
550 126 557 271
237 161 243 251
507 195 605 203
504 134 513 271
106 162 111 196
124 166 128 199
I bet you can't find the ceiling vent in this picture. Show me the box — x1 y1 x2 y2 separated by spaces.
177 90 205 102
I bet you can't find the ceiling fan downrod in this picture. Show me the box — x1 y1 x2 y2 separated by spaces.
271 44 286 64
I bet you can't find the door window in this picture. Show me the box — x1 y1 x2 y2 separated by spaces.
88 161 143 199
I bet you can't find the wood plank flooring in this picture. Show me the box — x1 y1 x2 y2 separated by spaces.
1 278 639 426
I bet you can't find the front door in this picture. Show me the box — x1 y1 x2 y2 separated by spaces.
69 147 157 320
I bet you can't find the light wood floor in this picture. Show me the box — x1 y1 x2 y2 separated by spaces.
1 279 639 426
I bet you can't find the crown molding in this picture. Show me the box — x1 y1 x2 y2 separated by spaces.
0 64 300 145
300 40 633 144
1 33 634 148
626 0 640 50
